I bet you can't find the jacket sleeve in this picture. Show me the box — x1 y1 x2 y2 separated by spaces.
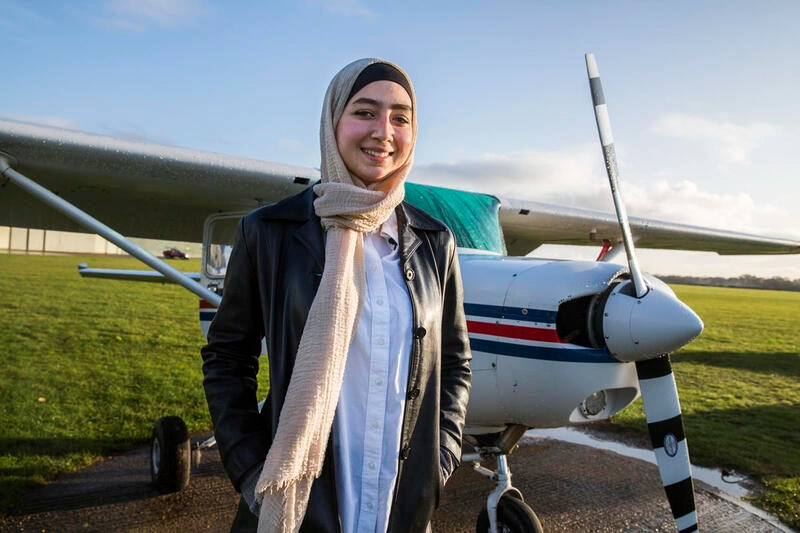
438 232 472 467
200 216 269 490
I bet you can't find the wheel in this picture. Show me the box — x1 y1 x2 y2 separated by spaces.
151 416 191 493
476 493 543 533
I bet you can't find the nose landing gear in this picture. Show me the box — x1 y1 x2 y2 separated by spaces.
465 425 544 533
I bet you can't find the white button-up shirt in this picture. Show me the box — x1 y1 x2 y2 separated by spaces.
333 211 413 533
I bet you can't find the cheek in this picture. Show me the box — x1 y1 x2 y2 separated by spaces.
336 121 368 154
334 122 349 153
395 131 414 157
336 119 356 153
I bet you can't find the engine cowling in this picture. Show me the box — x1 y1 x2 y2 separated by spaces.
458 254 703 430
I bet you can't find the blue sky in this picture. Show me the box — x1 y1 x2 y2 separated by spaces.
2 0 798 278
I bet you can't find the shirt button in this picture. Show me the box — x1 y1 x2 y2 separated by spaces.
377 337 385 346
405 268 415 280
414 326 426 339
407 387 420 400
370 264 377 272
368 461 375 470
371 421 379 429
376 298 384 306
367 502 374 510
375 379 383 386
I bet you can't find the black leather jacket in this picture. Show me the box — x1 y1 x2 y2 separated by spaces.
201 186 472 532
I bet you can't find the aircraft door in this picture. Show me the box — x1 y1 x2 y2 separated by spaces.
200 212 245 339
459 255 529 428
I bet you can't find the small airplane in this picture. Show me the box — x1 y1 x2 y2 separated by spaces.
1 54 797 533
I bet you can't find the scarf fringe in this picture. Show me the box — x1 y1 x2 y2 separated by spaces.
256 472 318 498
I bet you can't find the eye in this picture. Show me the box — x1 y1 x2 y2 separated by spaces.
354 109 375 118
393 114 411 125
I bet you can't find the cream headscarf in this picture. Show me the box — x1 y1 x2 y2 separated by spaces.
255 58 417 532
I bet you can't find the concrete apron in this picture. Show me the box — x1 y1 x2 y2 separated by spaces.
1 431 793 532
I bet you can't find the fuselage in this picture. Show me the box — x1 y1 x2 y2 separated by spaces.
458 253 639 432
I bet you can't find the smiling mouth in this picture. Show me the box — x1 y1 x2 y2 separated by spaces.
362 148 392 159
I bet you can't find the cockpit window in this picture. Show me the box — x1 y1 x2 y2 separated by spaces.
204 215 240 279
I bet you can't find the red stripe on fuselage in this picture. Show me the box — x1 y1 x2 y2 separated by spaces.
199 300 217 309
467 320 563 343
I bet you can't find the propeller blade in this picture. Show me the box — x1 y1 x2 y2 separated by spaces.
636 355 698 533
585 53 648 298
586 54 700 532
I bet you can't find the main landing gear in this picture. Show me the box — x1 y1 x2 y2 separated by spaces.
150 416 217 494
464 425 544 533
149 416 542 533
151 401 266 493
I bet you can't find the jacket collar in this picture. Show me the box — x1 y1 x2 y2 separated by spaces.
397 198 447 263
258 187 323 269
258 185 448 268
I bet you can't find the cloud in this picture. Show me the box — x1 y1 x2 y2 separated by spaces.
305 0 377 19
417 145 800 278
626 178 798 239
0 112 81 130
652 113 779 164
279 137 306 152
100 127 172 145
0 1 51 36
99 0 208 31
413 144 799 241
414 143 612 210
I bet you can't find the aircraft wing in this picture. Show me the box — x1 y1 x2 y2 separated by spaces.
499 198 800 256
0 119 317 242
2 118 798 255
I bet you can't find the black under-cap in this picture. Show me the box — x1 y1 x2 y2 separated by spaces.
347 62 412 102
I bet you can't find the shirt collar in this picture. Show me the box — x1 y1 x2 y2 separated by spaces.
378 210 400 248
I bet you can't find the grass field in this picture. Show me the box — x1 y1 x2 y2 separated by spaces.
0 254 214 514
612 284 800 527
1 254 798 527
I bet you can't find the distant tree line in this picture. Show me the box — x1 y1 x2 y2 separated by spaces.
657 274 800 292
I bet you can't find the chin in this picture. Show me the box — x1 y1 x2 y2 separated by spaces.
357 171 392 186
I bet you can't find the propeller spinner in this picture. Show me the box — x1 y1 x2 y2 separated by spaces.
586 53 702 533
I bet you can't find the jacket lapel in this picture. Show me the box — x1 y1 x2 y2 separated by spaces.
399 213 422 261
398 202 447 262
294 218 325 271
261 186 325 270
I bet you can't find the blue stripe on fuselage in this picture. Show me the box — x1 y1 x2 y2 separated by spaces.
463 303 557 324
470 338 616 363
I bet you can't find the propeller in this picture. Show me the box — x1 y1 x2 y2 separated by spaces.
586 53 702 533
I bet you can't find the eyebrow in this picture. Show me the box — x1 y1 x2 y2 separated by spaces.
350 97 412 112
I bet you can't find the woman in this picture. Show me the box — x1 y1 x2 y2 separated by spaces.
201 58 472 533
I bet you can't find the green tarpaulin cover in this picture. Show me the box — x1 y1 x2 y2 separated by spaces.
405 183 505 254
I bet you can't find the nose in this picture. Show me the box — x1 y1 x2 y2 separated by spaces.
371 114 393 142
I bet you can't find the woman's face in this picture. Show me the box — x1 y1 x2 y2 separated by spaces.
335 80 413 186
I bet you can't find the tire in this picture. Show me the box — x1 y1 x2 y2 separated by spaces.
151 416 191 493
476 493 543 533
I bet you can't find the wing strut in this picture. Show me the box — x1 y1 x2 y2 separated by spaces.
0 155 221 306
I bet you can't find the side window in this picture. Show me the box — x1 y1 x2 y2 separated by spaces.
203 215 241 279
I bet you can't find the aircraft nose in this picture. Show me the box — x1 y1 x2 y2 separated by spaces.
603 281 704 362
